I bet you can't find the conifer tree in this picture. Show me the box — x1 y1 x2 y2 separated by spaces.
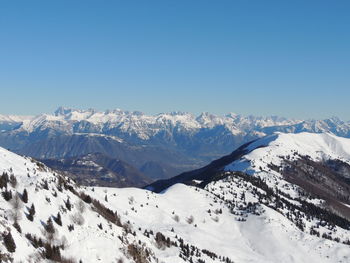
27 203 36 221
22 189 28 203
45 218 55 234
13 221 22 233
9 174 17 188
2 189 12 201
55 212 62 226
0 172 9 188
3 231 16 252
65 198 72 211
30 203 35 215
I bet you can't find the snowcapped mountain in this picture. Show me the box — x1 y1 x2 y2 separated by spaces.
225 132 350 172
0 115 33 134
1 107 350 182
148 132 350 247
1 133 350 263
0 107 310 139
5 107 350 143
224 132 350 220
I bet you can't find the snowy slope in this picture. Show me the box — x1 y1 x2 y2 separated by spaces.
226 132 350 172
0 147 128 262
89 182 350 263
224 132 350 202
0 115 33 123
0 141 350 262
221 132 350 245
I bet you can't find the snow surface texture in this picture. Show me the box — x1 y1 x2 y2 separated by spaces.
0 133 349 262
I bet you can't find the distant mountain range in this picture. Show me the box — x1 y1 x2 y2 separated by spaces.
1 107 350 184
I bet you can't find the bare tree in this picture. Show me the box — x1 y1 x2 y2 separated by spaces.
71 213 85 225
76 200 86 214
186 215 194 224
10 193 23 222
173 215 180 222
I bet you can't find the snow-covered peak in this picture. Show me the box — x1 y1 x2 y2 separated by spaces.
54 107 97 120
196 112 221 126
252 132 350 161
3 108 350 146
227 132 350 172
155 112 199 130
0 114 34 123
325 116 344 124
225 112 239 118
17 108 309 133
54 106 74 116
20 114 69 133
223 132 350 201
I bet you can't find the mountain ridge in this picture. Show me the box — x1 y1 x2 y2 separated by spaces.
148 132 350 221
2 107 350 181
4 107 350 138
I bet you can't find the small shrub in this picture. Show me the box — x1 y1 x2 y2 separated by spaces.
173 215 180 222
186 215 194 224
76 200 86 213
71 213 84 225
9 174 17 188
127 243 150 263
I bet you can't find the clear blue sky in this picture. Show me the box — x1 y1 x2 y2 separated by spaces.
0 0 349 120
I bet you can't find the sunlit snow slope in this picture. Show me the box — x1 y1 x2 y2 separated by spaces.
0 137 350 262
226 132 350 172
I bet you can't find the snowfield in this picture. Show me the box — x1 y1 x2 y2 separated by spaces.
227 132 350 170
0 132 350 262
